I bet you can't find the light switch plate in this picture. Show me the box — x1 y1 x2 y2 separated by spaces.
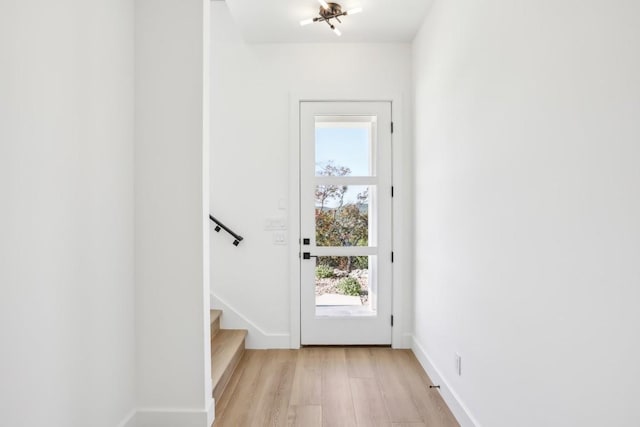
265 217 287 230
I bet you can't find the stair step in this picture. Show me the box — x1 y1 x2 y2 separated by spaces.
211 329 247 403
210 309 222 339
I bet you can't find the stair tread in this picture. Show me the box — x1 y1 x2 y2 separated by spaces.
211 329 247 387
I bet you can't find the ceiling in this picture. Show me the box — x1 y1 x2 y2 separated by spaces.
224 0 433 43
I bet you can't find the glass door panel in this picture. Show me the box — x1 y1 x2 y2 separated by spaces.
315 185 375 247
300 101 392 345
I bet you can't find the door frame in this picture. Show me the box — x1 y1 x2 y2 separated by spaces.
288 92 411 349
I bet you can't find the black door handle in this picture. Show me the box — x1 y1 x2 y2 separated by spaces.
302 252 318 260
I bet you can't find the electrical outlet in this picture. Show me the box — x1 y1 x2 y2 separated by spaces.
455 353 462 376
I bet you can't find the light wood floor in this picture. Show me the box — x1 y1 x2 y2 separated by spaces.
213 348 459 427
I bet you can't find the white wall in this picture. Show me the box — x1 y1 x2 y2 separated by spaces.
135 0 212 425
412 1 640 426
0 1 135 426
210 3 414 348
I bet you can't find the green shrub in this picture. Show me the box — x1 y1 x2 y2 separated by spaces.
353 256 369 270
315 264 334 279
338 277 361 296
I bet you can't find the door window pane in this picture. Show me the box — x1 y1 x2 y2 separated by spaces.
315 256 377 317
315 118 374 177
315 185 374 247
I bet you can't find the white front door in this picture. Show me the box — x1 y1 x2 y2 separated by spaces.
300 101 393 345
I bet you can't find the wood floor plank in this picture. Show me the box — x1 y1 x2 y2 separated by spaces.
289 347 322 406
240 350 287 426
350 377 391 427
321 348 358 427
373 349 422 423
258 350 297 426
391 423 427 427
288 405 322 427
345 348 377 379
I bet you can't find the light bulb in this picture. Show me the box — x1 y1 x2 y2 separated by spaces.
300 18 314 26
333 27 342 36
318 0 329 9
346 7 363 15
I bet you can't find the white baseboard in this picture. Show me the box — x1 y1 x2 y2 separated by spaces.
133 405 214 427
401 332 414 349
411 335 481 427
211 293 290 349
121 399 214 427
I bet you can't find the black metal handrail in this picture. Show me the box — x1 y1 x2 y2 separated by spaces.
209 215 243 246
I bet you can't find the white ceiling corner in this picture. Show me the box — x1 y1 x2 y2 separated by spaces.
223 0 432 43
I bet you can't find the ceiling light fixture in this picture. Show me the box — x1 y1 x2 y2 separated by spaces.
300 1 363 36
